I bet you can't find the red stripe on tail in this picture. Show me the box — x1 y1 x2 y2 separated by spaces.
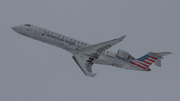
130 62 146 70
143 61 152 65
134 60 149 67
150 56 157 60
146 58 155 62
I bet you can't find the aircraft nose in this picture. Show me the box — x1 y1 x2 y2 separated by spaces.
11 26 21 32
11 26 15 30
11 26 17 31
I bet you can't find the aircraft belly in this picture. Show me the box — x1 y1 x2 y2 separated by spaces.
118 62 144 71
93 55 113 65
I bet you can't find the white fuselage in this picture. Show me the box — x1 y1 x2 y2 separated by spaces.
12 24 146 71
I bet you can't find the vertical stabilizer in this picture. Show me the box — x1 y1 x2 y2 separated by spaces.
154 58 161 67
133 51 171 71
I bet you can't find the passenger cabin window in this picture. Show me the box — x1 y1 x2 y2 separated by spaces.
24 24 31 27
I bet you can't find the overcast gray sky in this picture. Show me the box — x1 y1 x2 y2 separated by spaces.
0 0 180 101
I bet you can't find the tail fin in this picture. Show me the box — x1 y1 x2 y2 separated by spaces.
136 52 172 67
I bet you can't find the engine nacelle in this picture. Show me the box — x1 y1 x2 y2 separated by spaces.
117 49 134 60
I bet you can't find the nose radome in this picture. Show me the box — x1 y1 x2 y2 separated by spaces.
11 26 21 32
11 26 19 31
11 26 16 30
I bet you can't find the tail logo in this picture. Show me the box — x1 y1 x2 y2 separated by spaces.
130 55 157 70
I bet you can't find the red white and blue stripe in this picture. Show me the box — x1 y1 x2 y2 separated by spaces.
130 55 158 70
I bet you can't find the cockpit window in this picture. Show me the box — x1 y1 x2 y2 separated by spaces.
24 24 31 27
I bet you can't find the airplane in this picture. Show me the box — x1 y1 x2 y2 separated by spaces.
12 24 172 77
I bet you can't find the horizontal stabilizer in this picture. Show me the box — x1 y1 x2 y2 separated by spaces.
149 52 172 59
149 52 172 67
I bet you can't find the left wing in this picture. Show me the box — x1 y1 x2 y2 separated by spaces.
72 55 97 77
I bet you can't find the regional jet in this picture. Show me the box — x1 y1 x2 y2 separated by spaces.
12 24 171 77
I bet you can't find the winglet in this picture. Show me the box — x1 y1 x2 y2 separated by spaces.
86 73 97 77
92 73 97 77
117 35 126 41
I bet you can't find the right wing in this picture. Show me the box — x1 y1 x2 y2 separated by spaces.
77 35 126 59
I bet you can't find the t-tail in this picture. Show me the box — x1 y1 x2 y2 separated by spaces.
132 52 172 71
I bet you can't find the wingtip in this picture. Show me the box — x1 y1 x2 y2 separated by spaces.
167 52 172 54
92 73 97 77
119 35 126 40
